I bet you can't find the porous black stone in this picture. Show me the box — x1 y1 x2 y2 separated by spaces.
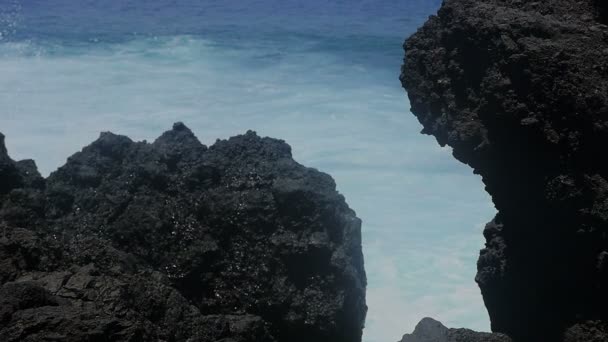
401 0 608 341
0 124 367 342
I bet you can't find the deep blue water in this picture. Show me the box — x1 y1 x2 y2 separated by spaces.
0 1 496 341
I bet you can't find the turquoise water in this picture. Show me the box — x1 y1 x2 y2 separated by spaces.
0 1 495 341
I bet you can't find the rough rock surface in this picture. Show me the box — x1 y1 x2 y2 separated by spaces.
401 0 608 341
0 123 367 342
399 318 511 342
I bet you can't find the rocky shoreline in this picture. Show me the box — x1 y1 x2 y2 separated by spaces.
0 123 367 341
3 0 608 341
401 0 608 341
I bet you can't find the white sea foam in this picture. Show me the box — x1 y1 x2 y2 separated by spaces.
0 36 495 342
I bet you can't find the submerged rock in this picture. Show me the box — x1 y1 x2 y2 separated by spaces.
399 318 511 342
402 0 608 341
0 123 367 342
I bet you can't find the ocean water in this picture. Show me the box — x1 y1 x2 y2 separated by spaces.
0 1 496 341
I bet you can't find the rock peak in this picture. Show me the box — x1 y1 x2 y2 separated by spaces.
172 121 188 131
0 133 24 194
0 132 7 157
85 131 134 160
400 317 448 342
400 318 511 342
153 122 205 151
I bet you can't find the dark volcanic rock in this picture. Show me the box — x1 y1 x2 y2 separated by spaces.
0 123 367 342
399 318 511 342
402 0 608 341
400 318 448 342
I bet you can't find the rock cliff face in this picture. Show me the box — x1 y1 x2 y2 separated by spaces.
401 0 608 341
0 123 367 342
399 318 510 342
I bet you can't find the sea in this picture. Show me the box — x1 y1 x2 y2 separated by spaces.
0 1 496 341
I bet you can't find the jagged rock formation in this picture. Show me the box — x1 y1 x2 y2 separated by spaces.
399 318 511 342
0 124 367 342
401 0 608 341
